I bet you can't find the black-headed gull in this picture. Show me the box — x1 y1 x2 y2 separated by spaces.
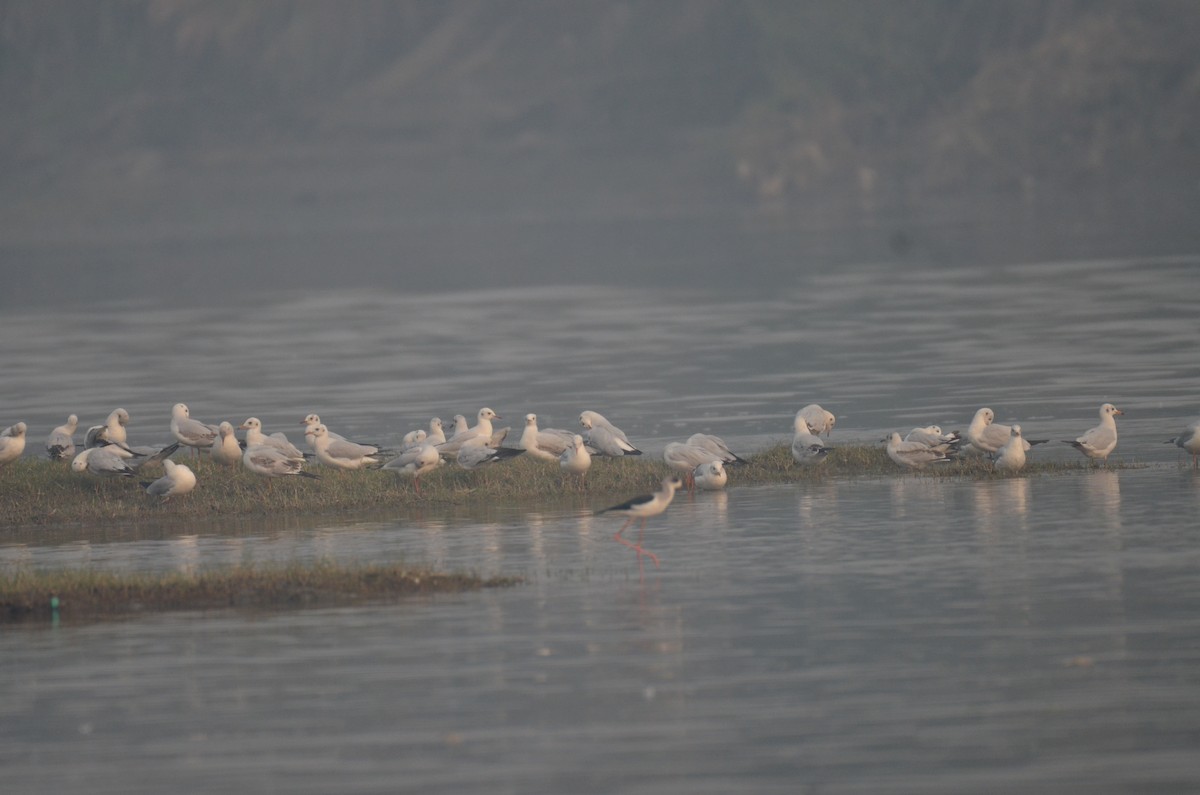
579 410 641 456
686 433 745 465
521 413 577 461
0 422 28 469
142 459 197 501
454 436 524 470
1062 403 1123 462
796 404 836 437
310 424 386 470
559 433 592 483
791 418 831 467
210 422 243 467
383 442 442 495
240 417 304 462
1166 419 1200 468
596 475 683 569
437 408 503 457
994 425 1027 472
904 425 960 447
71 446 136 478
693 460 728 490
243 444 320 481
966 408 1047 455
46 414 78 461
426 418 447 446
85 408 129 448
170 403 219 451
663 441 719 489
886 432 954 469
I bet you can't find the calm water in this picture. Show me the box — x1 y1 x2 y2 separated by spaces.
3 255 1200 792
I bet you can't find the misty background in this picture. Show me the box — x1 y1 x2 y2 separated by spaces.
2 1 1198 308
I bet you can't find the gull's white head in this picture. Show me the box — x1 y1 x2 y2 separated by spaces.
704 461 725 478
110 408 130 426
302 413 321 426
479 408 500 421
1101 403 1123 418
239 417 262 431
572 434 585 449
972 408 994 427
430 417 443 431
579 411 603 430
7 421 27 438
172 403 189 420
525 413 537 426
218 421 235 438
65 414 79 429
70 449 89 472
1011 424 1022 438
312 424 329 439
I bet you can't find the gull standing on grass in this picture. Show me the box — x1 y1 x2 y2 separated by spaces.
383 442 442 495
579 410 642 456
886 432 955 469
310 424 387 470
210 422 243 467
0 422 28 469
791 417 831 467
142 459 197 501
693 459 728 490
904 426 960 447
1062 403 1123 463
559 434 592 485
797 404 836 437
663 441 719 489
85 408 130 448
455 436 524 470
170 403 219 453
994 425 1027 472
46 414 78 461
1166 419 1200 468
597 476 684 569
520 413 577 461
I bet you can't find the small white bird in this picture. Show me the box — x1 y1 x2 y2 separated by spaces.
0 422 28 469
579 410 641 456
520 413 577 461
597 476 684 569
687 433 745 465
994 425 1027 472
71 447 137 478
240 417 304 462
791 417 831 467
242 444 320 481
383 442 442 495
450 414 469 436
886 432 955 469
310 424 386 470
693 459 728 490
142 459 197 501
1063 403 1123 462
401 428 427 450
559 433 592 483
210 422 243 467
1166 419 1200 468
46 414 79 461
796 404 836 437
85 408 130 449
904 425 960 447
426 417 447 446
170 403 219 451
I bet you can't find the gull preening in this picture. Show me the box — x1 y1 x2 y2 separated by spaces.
71 447 137 478
45 414 78 461
904 426 960 447
455 436 524 470
142 459 197 501
85 408 129 448
170 403 219 452
994 425 1027 472
886 432 955 469
579 410 641 456
694 459 728 490
597 475 683 569
686 433 745 466
1166 419 1200 468
1062 403 1123 462
663 441 720 488
0 422 28 469
797 404 836 437
383 442 442 495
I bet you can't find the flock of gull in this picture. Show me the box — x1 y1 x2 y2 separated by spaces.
3 400 1200 566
